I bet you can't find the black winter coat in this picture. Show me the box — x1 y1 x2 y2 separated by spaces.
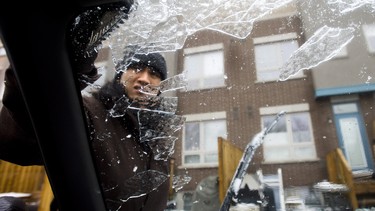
0 67 170 211
84 80 170 211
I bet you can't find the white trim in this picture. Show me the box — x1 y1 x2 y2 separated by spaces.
183 44 226 91
182 111 227 167
362 24 375 53
259 103 309 115
184 111 227 121
262 158 320 164
178 163 218 169
260 107 317 163
254 36 302 82
183 43 224 55
253 33 297 44
254 75 306 84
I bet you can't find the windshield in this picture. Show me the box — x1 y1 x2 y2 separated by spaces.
1 0 374 210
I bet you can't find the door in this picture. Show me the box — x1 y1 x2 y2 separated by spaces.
333 102 373 170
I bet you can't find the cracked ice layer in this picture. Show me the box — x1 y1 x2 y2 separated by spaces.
158 73 187 94
147 136 178 161
98 0 375 88
138 73 187 96
108 0 295 58
87 0 375 205
279 26 355 81
92 0 375 70
104 171 191 210
172 174 192 192
105 170 168 210
129 96 179 113
108 72 187 118
137 109 185 142
327 0 375 14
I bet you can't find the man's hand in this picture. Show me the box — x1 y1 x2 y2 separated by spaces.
67 1 134 89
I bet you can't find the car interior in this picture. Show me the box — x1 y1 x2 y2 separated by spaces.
0 0 134 210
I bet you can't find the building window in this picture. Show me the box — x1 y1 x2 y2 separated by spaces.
260 104 316 163
183 43 225 91
182 112 227 167
254 33 301 82
362 24 375 54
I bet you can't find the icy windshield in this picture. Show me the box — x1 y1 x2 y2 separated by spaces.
77 0 375 210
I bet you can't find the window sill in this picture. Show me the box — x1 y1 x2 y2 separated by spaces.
262 158 320 165
178 163 218 169
183 85 227 92
255 75 307 84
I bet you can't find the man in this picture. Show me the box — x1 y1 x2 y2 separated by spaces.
0 51 174 211
83 52 171 211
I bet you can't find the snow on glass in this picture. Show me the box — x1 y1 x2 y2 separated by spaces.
109 0 296 57
106 73 189 207
82 0 374 209
279 25 355 81
327 0 375 14
105 170 169 210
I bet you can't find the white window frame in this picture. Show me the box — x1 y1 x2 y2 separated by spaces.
260 104 317 163
183 43 226 91
333 46 348 59
181 111 227 168
253 33 303 82
362 24 375 54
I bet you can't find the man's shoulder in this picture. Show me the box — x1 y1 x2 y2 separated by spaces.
81 92 103 111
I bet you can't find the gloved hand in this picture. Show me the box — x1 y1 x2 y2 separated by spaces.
67 1 134 90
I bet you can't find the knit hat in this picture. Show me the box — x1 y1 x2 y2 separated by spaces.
116 52 168 81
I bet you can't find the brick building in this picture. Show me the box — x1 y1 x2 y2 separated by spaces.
171 1 375 209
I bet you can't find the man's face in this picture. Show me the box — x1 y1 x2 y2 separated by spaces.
120 66 162 100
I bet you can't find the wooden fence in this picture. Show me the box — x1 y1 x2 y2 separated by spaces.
0 160 53 211
217 137 243 203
